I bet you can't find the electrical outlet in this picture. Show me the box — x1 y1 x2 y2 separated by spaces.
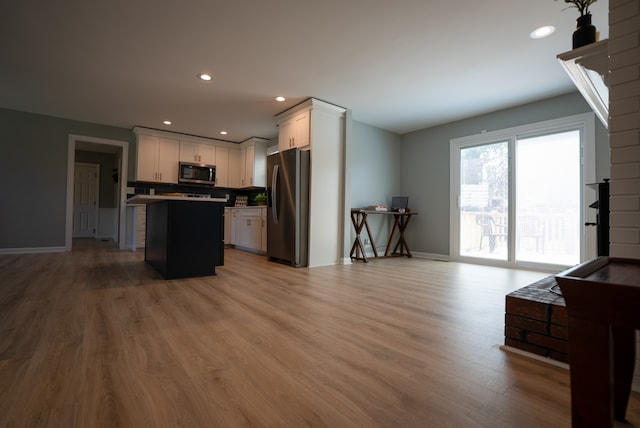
364 239 370 246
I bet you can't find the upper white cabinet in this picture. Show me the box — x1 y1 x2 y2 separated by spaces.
239 137 268 188
133 127 256 189
179 141 216 165
227 148 243 188
240 145 252 187
136 133 180 184
277 110 310 151
215 146 230 187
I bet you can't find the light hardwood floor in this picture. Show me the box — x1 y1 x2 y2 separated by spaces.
1 239 638 427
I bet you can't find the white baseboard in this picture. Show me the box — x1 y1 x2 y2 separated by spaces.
500 345 569 370
501 345 640 393
346 250 449 263
0 246 67 254
412 251 450 262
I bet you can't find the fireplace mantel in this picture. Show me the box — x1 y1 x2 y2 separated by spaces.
557 39 609 129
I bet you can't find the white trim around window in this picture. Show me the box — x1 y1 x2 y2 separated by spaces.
449 113 596 271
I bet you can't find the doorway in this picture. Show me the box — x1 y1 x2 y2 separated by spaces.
66 135 129 250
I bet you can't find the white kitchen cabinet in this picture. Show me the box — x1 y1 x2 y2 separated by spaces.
278 110 310 151
229 207 266 253
179 141 216 165
214 147 229 187
239 145 253 187
134 126 241 188
224 207 233 245
136 134 179 184
239 137 268 188
228 148 243 188
135 205 146 248
261 207 267 252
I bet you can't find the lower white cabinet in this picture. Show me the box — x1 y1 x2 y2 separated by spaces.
135 206 146 248
228 207 266 253
224 208 232 245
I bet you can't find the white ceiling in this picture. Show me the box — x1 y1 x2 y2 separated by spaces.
0 0 609 143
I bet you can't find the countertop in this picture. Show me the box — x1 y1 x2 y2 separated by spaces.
126 195 228 205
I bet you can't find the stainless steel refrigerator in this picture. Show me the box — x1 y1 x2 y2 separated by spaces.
266 148 310 267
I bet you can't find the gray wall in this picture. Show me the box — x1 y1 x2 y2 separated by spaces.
400 92 610 257
350 121 402 251
0 91 610 253
0 108 134 249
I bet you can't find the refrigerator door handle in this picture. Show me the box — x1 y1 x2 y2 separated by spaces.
272 164 279 224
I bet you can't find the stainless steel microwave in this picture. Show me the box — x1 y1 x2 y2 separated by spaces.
178 162 216 185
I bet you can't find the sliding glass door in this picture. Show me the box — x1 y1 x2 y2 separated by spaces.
515 131 581 266
451 114 595 270
459 141 509 260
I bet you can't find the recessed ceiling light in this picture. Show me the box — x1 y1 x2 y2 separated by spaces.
163 120 172 125
530 25 555 39
198 73 212 81
220 131 228 135
275 96 286 102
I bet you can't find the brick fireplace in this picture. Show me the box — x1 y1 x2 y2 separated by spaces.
504 276 568 363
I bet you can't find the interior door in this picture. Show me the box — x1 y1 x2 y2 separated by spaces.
73 163 99 238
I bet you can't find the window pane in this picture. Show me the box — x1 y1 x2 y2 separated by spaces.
459 142 508 260
516 131 581 265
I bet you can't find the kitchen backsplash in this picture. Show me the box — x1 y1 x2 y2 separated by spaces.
127 181 266 207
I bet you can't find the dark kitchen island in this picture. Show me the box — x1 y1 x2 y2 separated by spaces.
126 195 227 279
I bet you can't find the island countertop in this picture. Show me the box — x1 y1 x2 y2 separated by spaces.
126 194 228 205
